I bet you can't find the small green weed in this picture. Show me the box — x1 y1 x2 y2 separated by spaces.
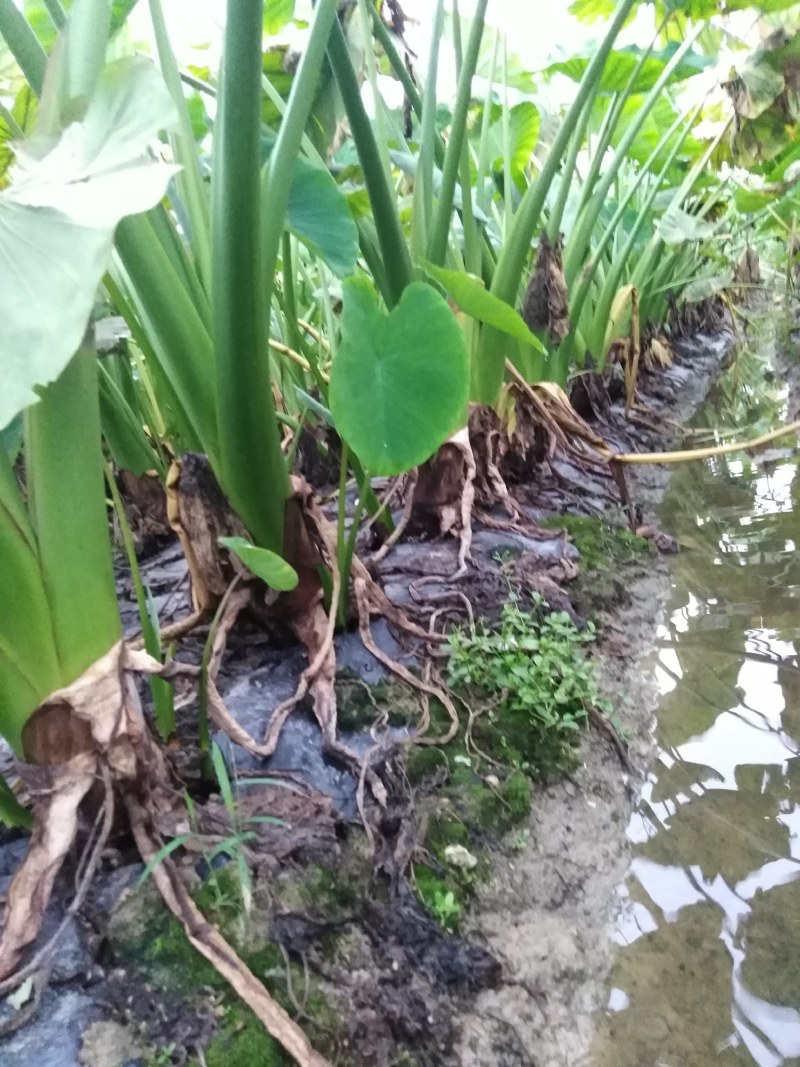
429 888 461 930
413 865 464 932
447 593 608 775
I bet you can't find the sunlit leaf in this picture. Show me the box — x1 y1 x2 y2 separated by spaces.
546 44 712 94
264 0 296 37
219 536 299 591
329 277 469 476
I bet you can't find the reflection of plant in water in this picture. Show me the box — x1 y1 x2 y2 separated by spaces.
600 318 800 1064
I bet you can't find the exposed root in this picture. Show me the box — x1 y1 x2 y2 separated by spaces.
369 469 417 565
353 575 460 745
587 705 634 775
129 606 207 652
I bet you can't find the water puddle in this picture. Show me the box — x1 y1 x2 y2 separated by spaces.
592 312 800 1067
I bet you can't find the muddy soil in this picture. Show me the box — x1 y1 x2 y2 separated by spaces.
0 327 733 1067
454 333 735 1067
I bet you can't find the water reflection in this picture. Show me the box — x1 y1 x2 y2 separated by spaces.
593 327 800 1067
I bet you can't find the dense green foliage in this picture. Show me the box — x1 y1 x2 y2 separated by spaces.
0 0 798 803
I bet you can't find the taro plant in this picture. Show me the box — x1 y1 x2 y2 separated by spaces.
0 4 177 813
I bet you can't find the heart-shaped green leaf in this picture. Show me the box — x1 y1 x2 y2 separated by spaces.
329 278 469 476
219 537 298 591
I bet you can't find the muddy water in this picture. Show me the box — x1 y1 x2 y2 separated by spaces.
592 323 800 1067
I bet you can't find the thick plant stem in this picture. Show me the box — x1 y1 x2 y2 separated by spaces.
427 0 489 267
212 0 291 553
327 15 413 307
25 341 121 687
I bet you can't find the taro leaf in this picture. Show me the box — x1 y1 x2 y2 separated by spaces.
546 44 711 94
22 0 137 48
285 159 358 276
489 101 540 174
724 60 786 121
329 277 469 476
656 207 717 246
423 260 545 351
263 137 358 276
219 537 299 591
0 56 177 431
388 151 490 222
264 0 296 36
682 272 732 304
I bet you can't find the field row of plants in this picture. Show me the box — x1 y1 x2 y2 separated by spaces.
1 0 799 1061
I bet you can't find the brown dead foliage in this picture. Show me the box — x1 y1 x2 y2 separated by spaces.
0 643 332 1066
521 230 571 346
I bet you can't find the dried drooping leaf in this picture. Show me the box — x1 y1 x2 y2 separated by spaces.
645 335 674 370
0 753 96 979
520 231 570 346
0 642 172 979
166 452 251 611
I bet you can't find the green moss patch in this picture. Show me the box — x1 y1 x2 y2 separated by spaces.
111 866 342 1063
539 514 650 572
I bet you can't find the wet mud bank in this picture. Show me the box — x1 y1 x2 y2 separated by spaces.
0 327 735 1067
455 331 737 1067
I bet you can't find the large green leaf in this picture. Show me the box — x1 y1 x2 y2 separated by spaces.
546 44 711 93
489 101 540 175
423 261 545 351
0 56 177 430
329 277 469 476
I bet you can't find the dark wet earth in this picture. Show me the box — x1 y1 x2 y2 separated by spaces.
593 308 800 1066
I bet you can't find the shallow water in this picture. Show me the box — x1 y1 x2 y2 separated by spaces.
592 316 800 1067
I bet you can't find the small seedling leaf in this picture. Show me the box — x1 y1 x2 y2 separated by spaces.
219 536 298 591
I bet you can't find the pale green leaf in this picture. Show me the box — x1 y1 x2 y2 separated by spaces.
219 536 299 592
329 277 469 476
656 207 717 245
0 56 178 430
